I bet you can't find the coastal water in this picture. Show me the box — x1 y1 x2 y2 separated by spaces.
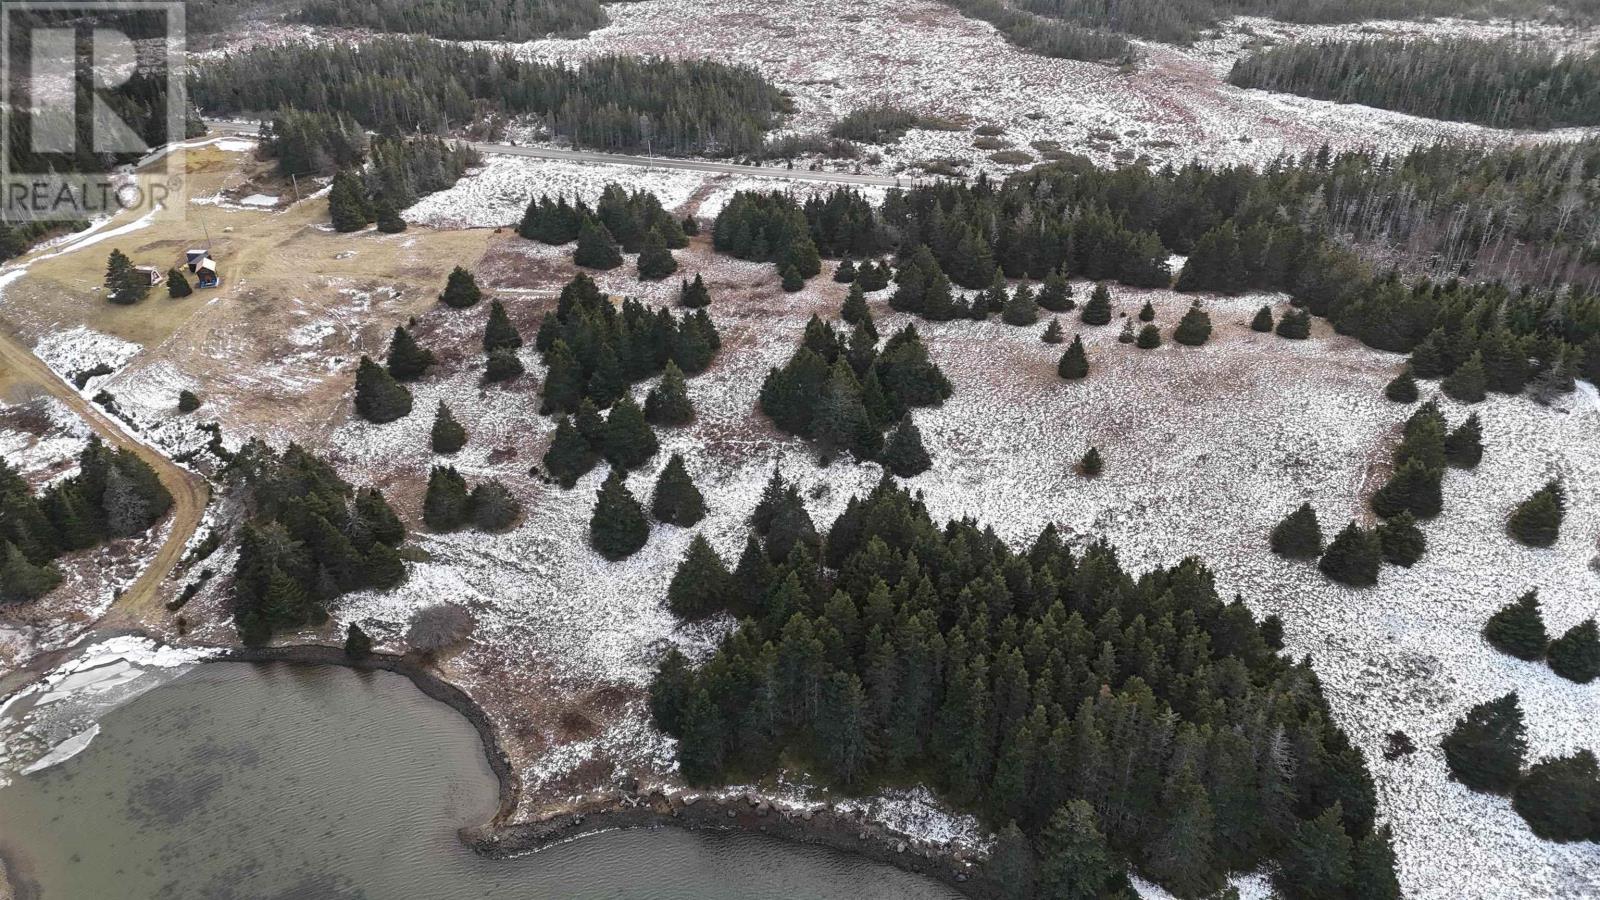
0 662 960 900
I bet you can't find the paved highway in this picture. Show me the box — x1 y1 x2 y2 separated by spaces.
209 121 918 188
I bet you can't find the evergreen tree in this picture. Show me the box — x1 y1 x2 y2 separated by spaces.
637 227 678 280
652 453 707 526
1442 351 1488 403
423 465 471 531
1276 308 1311 339
1507 479 1565 547
0 540 61 604
834 258 857 284
483 299 523 352
1375 511 1426 567
590 470 649 560
1079 446 1103 477
328 168 373 232
386 325 435 381
1119 320 1136 344
667 534 733 619
1370 458 1443 519
1351 827 1403 900
1058 335 1089 380
601 396 659 470
1251 305 1274 333
1042 318 1064 344
1136 323 1162 349
645 361 695 426
1138 299 1155 322
357 487 405 547
1511 751 1600 842
1144 762 1221 898
1270 502 1323 559
882 416 933 478
1172 300 1212 346
1444 413 1484 469
575 216 623 270
166 268 193 298
543 416 598 488
781 263 804 292
989 822 1036 900
540 340 585 415
1441 692 1526 794
1277 804 1353 900
354 355 413 423
1002 284 1040 326
375 197 407 234
1081 283 1113 325
841 282 871 326
1384 367 1419 403
344 622 373 659
470 480 521 531
177 390 201 413
1035 801 1131 900
430 402 467 454
1037 268 1073 312
1482 590 1548 661
1547 619 1600 684
439 266 482 309
485 348 525 382
677 689 725 784
1319 521 1381 587
679 274 710 308
104 249 149 305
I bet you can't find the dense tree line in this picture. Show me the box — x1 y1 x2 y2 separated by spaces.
193 40 786 156
1229 38 1600 129
935 0 1134 63
651 477 1397 899
296 0 613 41
520 184 688 273
0 440 172 603
226 440 408 644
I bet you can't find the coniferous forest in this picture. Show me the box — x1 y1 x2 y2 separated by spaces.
651 477 1398 899
1229 38 1600 129
191 40 787 156
295 0 615 41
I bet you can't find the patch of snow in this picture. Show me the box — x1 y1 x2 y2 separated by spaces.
31 326 142 386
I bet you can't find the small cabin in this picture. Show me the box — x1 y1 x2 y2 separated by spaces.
185 250 220 289
132 265 165 286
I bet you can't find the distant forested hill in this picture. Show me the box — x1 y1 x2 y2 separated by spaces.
191 39 788 156
1229 38 1600 129
294 0 621 41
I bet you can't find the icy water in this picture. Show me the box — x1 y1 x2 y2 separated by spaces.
0 662 959 900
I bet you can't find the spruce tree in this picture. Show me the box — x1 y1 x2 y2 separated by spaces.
1351 827 1402 900
439 266 482 309
1172 300 1212 346
1375 511 1425 567
841 282 871 326
1037 268 1073 312
601 395 659 470
1444 413 1484 469
1370 458 1443 519
354 355 413 423
166 268 193 298
781 263 804 292
1319 521 1382 587
1512 751 1600 842
834 258 857 284
1138 299 1155 322
882 415 933 477
543 416 598 488
1079 446 1103 477
0 540 61 604
1507 479 1564 547
679 273 710 308
1440 692 1526 793
1251 304 1274 333
430 402 467 454
344 622 373 659
386 325 434 381
1001 284 1039 326
574 216 623 270
1081 283 1113 325
470 480 520 531
1276 308 1311 339
1035 801 1131 900
652 453 706 526
484 348 524 382
1547 619 1600 684
590 470 649 560
177 390 201 413
1136 323 1162 349
645 361 695 427
104 249 149 305
1277 804 1353 900
540 340 585 415
1482 590 1548 661
1058 335 1089 380
667 534 734 619
637 227 678 280
483 299 522 352
1443 351 1488 403
328 169 372 232
1270 502 1324 559
375 197 407 234
1042 318 1064 344
423 465 471 531
1118 320 1136 344
1385 367 1419 403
